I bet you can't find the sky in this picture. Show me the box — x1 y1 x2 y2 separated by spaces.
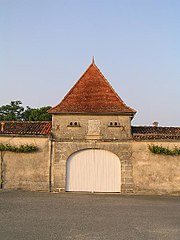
0 0 180 126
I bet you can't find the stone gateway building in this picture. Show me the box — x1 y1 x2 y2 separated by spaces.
0 61 180 194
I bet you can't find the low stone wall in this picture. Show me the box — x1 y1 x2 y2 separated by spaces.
1 134 180 194
0 136 50 191
132 141 180 194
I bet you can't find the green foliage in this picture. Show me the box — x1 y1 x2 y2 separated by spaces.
0 101 24 121
148 144 180 156
23 106 52 121
0 144 38 153
0 100 52 121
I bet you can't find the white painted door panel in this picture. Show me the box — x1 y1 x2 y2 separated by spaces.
66 149 121 192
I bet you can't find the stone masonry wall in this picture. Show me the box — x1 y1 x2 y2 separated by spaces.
52 139 180 194
0 136 50 191
52 114 134 193
132 141 180 194
52 114 132 141
1 133 180 194
52 140 134 193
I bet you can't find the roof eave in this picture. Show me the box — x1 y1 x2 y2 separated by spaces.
0 133 50 137
49 111 136 116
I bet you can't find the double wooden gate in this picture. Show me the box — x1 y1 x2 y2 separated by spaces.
66 149 121 192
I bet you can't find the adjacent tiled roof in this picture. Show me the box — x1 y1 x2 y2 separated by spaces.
0 121 52 136
132 126 180 140
49 62 136 115
0 122 179 139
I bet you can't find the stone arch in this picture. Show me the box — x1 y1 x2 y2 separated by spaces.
53 142 133 193
65 145 121 161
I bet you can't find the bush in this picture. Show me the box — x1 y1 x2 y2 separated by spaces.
0 144 38 153
148 144 180 156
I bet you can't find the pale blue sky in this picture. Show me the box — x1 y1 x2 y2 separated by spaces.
1 0 180 126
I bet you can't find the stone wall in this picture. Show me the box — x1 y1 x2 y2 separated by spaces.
52 139 180 194
132 141 180 194
1 129 180 195
52 114 180 195
0 136 50 191
52 114 132 140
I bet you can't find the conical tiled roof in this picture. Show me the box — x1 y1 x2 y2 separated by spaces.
49 62 136 115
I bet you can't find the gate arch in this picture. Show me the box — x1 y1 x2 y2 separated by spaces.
66 149 121 192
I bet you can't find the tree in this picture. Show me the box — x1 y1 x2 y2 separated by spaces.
0 101 24 121
0 101 52 121
23 106 52 121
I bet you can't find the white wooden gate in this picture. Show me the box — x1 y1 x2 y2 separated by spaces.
66 149 121 192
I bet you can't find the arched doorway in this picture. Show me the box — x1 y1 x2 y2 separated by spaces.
66 149 121 192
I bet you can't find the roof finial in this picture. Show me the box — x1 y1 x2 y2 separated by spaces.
92 56 95 64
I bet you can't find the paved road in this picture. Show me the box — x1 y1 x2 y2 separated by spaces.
0 191 180 240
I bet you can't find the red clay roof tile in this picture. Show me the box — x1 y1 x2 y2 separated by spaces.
0 122 179 139
132 126 180 140
0 121 51 136
49 62 136 115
